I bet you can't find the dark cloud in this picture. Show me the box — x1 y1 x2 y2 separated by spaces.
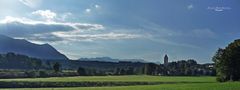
0 16 140 43
0 21 73 37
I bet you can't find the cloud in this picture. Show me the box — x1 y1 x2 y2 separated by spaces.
0 16 103 31
52 32 141 42
22 33 63 42
95 4 100 9
138 19 181 38
32 10 57 21
191 29 216 38
0 16 141 43
85 9 91 13
149 37 200 49
207 6 231 12
84 4 101 14
0 16 103 41
134 18 203 49
187 4 194 10
59 12 72 21
19 0 42 8
32 10 72 21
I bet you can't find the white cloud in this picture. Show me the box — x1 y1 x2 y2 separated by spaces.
19 0 42 8
187 4 194 10
32 10 72 21
95 4 100 9
59 12 72 21
207 6 231 12
32 10 57 21
0 16 103 31
52 32 141 42
85 9 91 13
84 4 101 14
0 16 34 24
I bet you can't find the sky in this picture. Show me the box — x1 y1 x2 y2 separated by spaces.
0 0 239 63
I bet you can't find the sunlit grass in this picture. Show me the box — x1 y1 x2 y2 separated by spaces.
0 75 215 83
1 82 240 90
0 75 239 90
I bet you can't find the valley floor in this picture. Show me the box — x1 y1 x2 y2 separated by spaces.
0 75 239 90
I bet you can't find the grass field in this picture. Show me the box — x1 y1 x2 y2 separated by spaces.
0 75 239 90
0 75 215 82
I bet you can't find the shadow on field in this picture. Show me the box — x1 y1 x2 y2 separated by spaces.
0 81 214 88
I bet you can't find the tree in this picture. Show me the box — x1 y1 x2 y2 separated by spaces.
212 48 226 81
213 39 240 82
126 67 134 75
120 68 126 75
53 62 61 72
144 63 158 75
77 67 87 76
39 71 48 77
115 68 121 75
32 59 42 70
46 61 51 69
25 71 39 78
187 59 197 65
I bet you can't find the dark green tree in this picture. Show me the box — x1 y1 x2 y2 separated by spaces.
144 63 158 75
77 67 87 76
115 68 121 75
213 39 240 82
120 68 126 75
53 62 61 72
126 67 134 75
39 71 48 77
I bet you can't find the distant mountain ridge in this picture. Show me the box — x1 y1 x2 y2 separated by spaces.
78 57 146 63
0 35 68 60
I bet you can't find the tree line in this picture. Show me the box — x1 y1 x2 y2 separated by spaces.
213 39 240 82
143 60 215 76
0 52 217 78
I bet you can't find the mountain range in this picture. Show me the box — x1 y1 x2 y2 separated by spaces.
0 35 146 62
78 57 146 63
0 35 68 60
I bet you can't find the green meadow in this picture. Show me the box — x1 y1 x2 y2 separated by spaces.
0 75 215 82
0 75 239 90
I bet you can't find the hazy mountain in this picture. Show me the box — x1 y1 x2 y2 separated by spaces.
78 57 146 63
78 57 119 62
0 35 68 60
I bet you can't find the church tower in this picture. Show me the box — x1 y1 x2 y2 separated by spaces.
164 54 168 66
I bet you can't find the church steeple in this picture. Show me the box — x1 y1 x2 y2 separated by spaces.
164 54 168 66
